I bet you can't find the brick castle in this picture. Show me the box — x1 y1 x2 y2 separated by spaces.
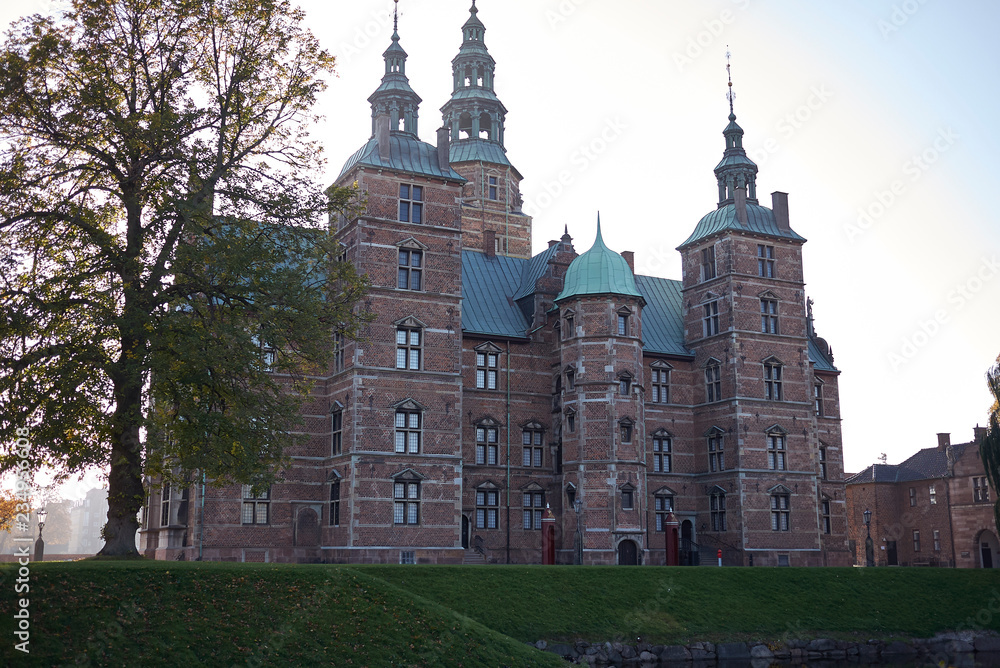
141 2 851 567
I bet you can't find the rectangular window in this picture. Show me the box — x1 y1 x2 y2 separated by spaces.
653 436 672 473
758 244 775 278
705 364 722 402
160 482 171 527
975 477 990 503
398 184 423 224
709 434 725 472
476 426 498 465
909 487 917 507
768 433 787 471
933 529 941 552
619 377 631 396
710 493 726 531
476 351 499 390
822 500 832 534
566 369 575 391
929 484 937 505
913 529 920 552
651 367 670 404
771 494 790 531
522 492 545 530
702 246 716 281
655 495 674 531
760 298 779 334
617 314 628 336
814 383 823 416
241 485 270 525
703 301 720 337
621 488 634 510
396 327 421 370
819 447 828 480
331 411 343 456
564 314 574 339
764 363 783 401
476 489 499 529
397 249 423 291
334 332 345 374
522 429 544 467
488 176 498 200
566 412 576 433
620 423 633 443
400 550 415 564
393 481 420 525
330 481 341 527
395 410 421 454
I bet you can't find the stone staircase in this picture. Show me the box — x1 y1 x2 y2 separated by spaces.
462 549 487 565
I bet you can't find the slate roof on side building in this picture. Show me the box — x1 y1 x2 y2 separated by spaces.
845 443 972 485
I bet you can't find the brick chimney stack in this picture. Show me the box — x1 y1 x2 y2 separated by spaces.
772 192 790 230
974 424 988 443
620 251 635 274
484 229 496 258
937 433 951 450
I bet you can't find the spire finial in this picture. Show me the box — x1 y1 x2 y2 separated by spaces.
393 0 399 38
726 46 736 120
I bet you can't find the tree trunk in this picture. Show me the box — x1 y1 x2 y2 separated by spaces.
98 392 144 557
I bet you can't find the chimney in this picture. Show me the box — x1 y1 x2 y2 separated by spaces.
548 239 559 248
975 424 988 443
937 433 951 450
772 191 790 230
376 114 391 161
436 126 450 172
734 186 748 224
620 251 635 274
484 229 496 258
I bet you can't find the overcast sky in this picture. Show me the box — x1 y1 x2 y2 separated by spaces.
4 0 998 497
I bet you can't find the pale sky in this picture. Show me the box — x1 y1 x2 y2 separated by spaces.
3 0 998 497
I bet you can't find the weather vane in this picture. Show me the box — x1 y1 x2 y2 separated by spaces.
726 46 735 114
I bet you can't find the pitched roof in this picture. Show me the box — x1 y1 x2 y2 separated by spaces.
461 251 528 338
845 443 972 485
449 139 521 178
634 276 691 357
461 249 692 358
678 202 806 249
338 133 466 183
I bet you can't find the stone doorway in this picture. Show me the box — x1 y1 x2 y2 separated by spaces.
618 539 638 566
979 530 1000 568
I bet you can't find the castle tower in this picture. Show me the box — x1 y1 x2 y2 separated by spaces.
674 65 848 566
441 1 533 258
323 5 469 565
555 221 648 565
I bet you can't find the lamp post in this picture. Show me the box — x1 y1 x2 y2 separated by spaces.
34 507 47 562
863 508 874 567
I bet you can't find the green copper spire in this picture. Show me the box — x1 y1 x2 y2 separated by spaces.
715 48 758 207
556 216 644 303
368 0 422 137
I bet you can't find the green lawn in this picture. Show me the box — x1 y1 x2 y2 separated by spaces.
2 561 998 666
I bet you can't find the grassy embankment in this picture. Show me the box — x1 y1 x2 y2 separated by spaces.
2 561 998 666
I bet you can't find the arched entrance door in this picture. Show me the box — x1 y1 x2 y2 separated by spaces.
461 515 470 549
294 508 320 547
979 530 1000 568
618 539 638 566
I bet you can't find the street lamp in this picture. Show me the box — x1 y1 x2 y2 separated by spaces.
863 508 874 567
35 507 47 562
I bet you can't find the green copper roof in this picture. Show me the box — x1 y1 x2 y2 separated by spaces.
678 202 806 249
337 134 466 183
556 221 644 303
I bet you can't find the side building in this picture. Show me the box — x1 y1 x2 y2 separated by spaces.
140 3 850 567
845 427 998 568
